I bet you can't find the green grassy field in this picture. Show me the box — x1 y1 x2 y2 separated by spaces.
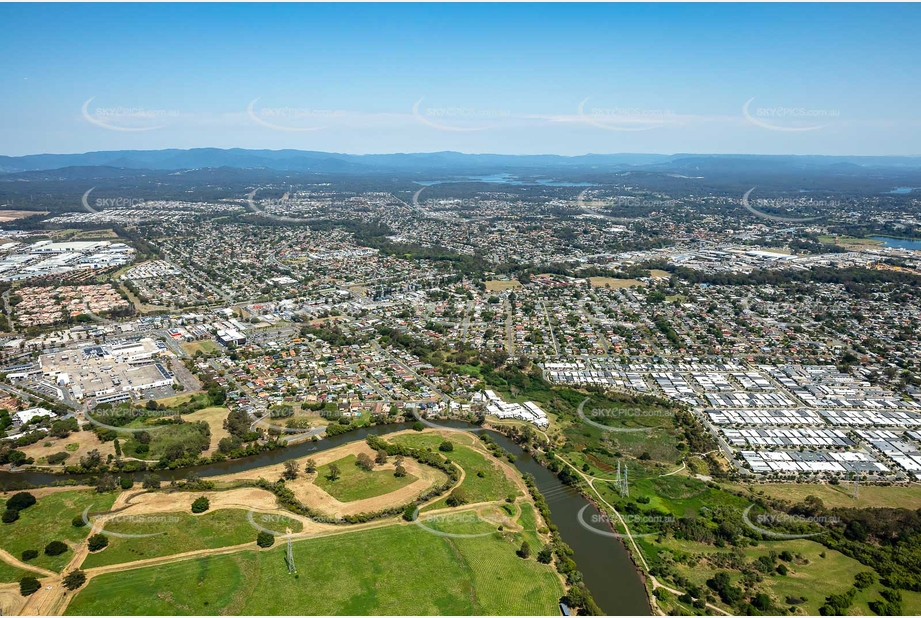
314 454 417 502
180 339 221 356
651 537 889 616
389 434 519 510
81 509 302 569
0 489 117 572
67 519 563 615
725 481 921 510
0 559 32 583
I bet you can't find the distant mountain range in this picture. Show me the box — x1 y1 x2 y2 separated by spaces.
2 148 921 175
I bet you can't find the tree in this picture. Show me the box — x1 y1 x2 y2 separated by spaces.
95 474 116 493
402 504 417 521
113 438 122 458
855 572 876 589
256 531 275 548
72 515 86 527
142 473 161 490
87 534 109 552
375 449 388 465
19 576 40 597
44 540 68 556
2 509 19 523
356 452 374 471
751 593 771 611
63 570 87 591
327 463 341 481
304 458 317 473
119 476 133 490
191 496 210 513
445 489 468 507
394 464 407 478
412 421 424 431
439 441 454 452
517 540 532 559
6 492 36 511
21 549 37 561
537 545 553 564
282 460 299 480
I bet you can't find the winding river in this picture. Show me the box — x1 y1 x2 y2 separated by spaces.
0 422 649 615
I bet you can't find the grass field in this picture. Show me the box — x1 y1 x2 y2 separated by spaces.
484 279 522 291
81 509 302 569
153 391 209 408
0 560 31 583
588 276 645 289
818 234 885 249
314 454 417 502
389 434 519 510
180 339 220 356
725 481 921 510
0 489 117 572
67 519 563 615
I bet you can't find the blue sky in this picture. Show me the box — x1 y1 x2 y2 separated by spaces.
1 3 919 156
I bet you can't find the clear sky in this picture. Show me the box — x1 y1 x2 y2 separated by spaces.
1 3 919 157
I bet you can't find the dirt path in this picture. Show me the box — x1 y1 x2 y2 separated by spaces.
0 548 55 577
0 582 28 616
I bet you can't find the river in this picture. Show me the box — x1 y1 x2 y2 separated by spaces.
868 236 921 251
0 422 649 615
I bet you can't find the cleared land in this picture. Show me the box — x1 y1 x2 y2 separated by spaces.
314 454 418 502
66 516 564 615
207 439 449 517
727 481 921 510
181 406 231 456
485 279 522 291
180 339 220 356
23 428 115 467
588 276 645 289
818 234 885 249
0 210 47 222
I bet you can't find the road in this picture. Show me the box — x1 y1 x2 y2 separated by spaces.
539 300 560 357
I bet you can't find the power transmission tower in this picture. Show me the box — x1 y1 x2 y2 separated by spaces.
285 534 296 574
